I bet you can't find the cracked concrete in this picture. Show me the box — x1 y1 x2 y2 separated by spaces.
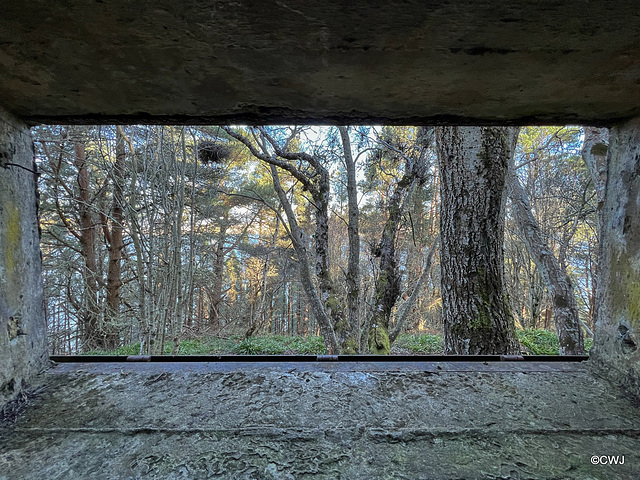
0 361 638 479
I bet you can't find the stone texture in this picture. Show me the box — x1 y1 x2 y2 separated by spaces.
0 1 639 125
591 117 640 397
0 361 638 479
0 109 47 406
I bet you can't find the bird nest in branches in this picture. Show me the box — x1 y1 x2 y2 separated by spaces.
198 141 231 165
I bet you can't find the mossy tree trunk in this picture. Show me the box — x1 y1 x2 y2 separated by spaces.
369 127 433 354
436 126 520 355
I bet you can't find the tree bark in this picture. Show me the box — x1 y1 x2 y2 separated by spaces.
437 126 520 355
508 162 586 355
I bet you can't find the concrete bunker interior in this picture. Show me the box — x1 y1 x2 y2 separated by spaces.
1 1 640 478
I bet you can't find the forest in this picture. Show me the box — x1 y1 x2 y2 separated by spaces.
34 125 607 356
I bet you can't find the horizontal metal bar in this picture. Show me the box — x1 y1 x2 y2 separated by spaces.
50 354 590 363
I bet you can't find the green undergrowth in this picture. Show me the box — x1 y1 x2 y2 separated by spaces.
517 329 593 355
83 335 325 356
81 330 592 356
394 334 444 354
233 335 326 355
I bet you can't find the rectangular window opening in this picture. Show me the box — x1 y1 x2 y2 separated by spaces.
35 124 594 362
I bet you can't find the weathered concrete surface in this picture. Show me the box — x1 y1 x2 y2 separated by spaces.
591 117 640 397
0 109 47 406
1 1 640 125
0 361 638 479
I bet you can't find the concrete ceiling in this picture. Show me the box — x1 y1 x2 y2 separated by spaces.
1 0 639 125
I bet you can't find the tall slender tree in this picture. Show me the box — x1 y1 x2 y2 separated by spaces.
103 126 127 348
507 155 586 355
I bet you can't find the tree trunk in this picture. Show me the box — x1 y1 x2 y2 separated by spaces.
508 162 586 355
368 175 413 354
338 126 360 354
269 165 338 353
74 140 101 351
437 126 520 355
312 169 345 343
208 221 228 330
104 126 127 348
369 127 433 353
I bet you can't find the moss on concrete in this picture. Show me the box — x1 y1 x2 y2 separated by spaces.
627 280 640 330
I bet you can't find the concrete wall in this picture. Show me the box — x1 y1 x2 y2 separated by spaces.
592 117 640 395
0 109 47 406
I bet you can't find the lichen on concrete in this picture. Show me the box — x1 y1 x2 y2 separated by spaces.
592 117 640 397
0 108 47 407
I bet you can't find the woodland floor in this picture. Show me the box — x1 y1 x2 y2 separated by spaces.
0 360 638 479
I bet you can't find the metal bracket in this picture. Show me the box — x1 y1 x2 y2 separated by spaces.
500 355 525 361
316 355 339 362
126 355 151 362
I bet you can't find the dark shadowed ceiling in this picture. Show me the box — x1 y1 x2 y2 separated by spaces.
1 0 639 125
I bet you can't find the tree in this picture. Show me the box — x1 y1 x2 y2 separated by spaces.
507 153 586 355
103 126 127 349
221 126 361 354
366 127 434 353
581 127 608 328
73 136 104 349
436 126 520 355
338 127 361 353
